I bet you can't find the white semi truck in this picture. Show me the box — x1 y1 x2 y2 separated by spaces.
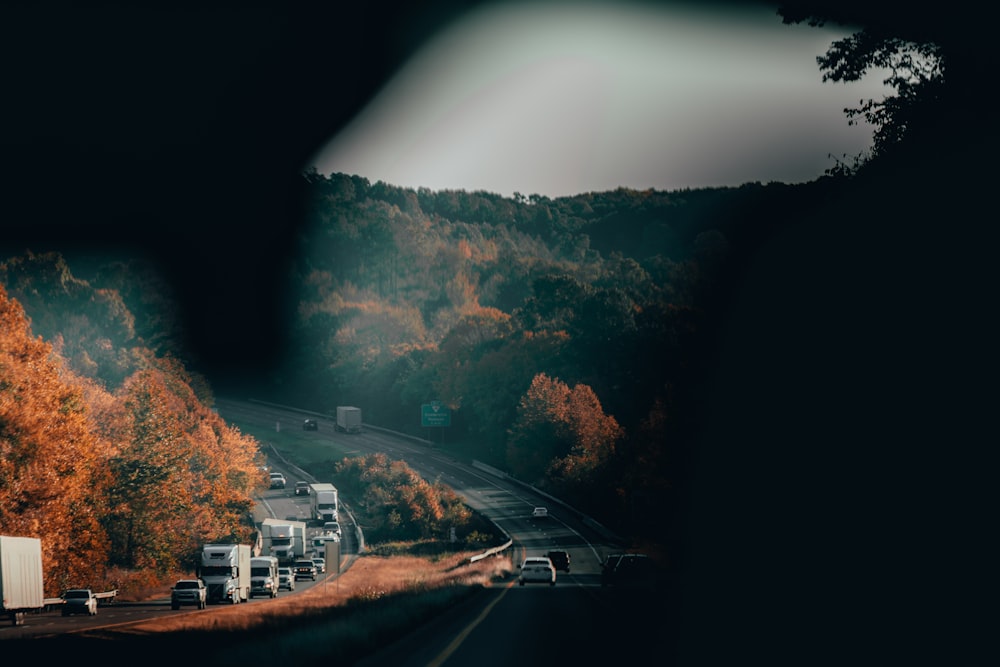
309 483 339 524
1 535 44 626
261 518 307 565
335 406 362 433
250 555 279 598
198 543 251 604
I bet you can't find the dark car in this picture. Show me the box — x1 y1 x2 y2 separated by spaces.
61 589 97 616
546 550 571 573
293 559 317 581
600 553 661 588
303 419 318 431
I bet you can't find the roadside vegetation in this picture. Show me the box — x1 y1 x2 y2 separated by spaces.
9 551 515 664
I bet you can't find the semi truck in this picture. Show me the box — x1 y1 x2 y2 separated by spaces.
312 534 341 569
261 518 307 564
198 543 251 604
1 535 44 626
249 555 279 598
309 483 339 524
335 406 362 433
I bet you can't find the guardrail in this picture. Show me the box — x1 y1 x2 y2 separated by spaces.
241 399 617 564
43 589 117 609
95 589 118 605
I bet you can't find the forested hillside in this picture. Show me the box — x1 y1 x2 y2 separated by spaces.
268 174 836 542
1 179 816 559
0 256 264 596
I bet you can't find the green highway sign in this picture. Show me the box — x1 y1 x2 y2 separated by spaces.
421 401 451 427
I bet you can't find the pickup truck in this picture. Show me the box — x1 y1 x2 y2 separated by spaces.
293 559 317 581
171 579 207 610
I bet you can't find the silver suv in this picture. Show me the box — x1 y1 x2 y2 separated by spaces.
171 579 207 609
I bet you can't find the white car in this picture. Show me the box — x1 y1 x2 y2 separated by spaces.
269 472 287 489
531 507 548 519
518 556 556 586
322 520 342 537
277 567 295 591
311 557 326 573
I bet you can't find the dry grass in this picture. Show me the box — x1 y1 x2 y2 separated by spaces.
102 551 513 637
46 551 520 665
6 550 517 667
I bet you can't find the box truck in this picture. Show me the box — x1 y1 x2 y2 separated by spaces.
309 483 339 523
261 518 307 565
335 406 362 433
1 535 44 626
312 535 341 570
198 544 251 604
250 555 279 598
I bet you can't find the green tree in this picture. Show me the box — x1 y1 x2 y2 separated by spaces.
103 369 196 572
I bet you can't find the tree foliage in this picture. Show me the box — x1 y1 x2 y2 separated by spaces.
335 453 472 542
778 1 956 168
0 286 111 592
283 171 767 531
507 373 623 489
0 260 265 591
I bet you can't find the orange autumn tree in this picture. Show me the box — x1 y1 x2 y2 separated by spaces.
0 285 111 594
99 361 261 574
335 452 471 541
507 373 623 487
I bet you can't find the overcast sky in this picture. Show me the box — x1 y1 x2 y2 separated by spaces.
308 1 890 199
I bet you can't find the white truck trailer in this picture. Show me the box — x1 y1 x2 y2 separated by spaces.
335 406 362 433
261 518 307 565
250 555 279 598
309 483 339 524
1 535 44 626
311 534 341 570
198 543 251 604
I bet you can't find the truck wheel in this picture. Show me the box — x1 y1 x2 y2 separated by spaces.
171 604 179 610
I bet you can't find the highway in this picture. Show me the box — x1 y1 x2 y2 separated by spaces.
217 398 671 664
0 479 345 641
2 399 671 662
